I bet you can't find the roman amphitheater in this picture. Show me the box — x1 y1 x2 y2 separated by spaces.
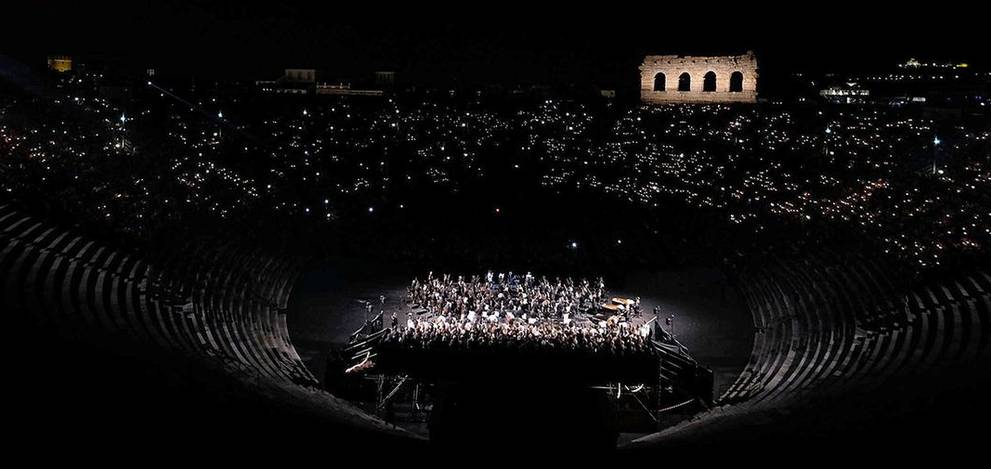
640 52 758 104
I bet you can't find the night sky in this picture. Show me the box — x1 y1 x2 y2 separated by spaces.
4 1 986 86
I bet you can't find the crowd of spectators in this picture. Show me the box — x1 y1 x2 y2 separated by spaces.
2 72 988 272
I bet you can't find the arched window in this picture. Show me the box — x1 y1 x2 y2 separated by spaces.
653 73 666 91
678 73 691 92
730 71 744 92
703 71 717 92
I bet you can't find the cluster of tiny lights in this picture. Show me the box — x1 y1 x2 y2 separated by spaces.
1 73 988 269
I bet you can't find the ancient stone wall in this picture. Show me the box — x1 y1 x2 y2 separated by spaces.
640 51 758 104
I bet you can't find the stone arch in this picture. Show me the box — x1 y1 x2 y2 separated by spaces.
640 53 759 104
703 71 717 92
678 72 691 92
653 72 666 91
730 71 744 92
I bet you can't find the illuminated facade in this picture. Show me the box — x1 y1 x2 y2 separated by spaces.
47 56 73 73
640 52 758 104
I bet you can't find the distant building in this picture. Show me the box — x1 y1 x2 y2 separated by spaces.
316 83 383 97
284 68 316 83
831 58 988 109
374 71 396 87
256 68 385 97
819 85 870 104
47 55 72 73
899 58 969 71
640 51 758 104
255 68 317 95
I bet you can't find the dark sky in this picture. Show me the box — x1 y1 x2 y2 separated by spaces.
3 1 987 86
